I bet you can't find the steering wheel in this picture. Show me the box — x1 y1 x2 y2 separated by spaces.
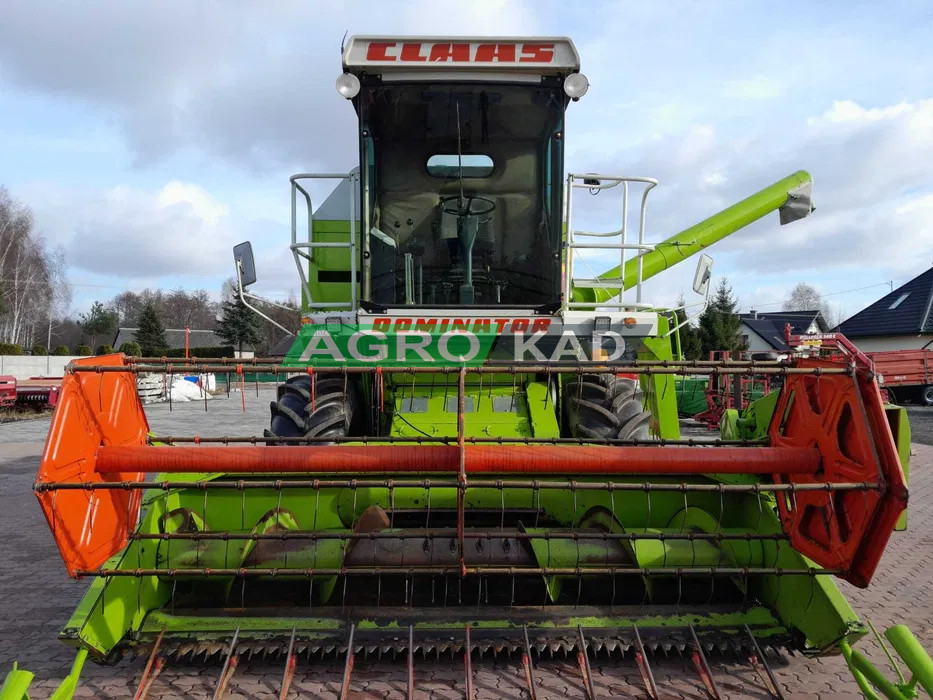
440 195 496 219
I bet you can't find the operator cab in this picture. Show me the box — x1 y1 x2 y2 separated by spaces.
339 37 586 308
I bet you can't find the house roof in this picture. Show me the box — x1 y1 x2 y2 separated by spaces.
269 333 298 357
738 310 827 351
742 318 791 351
112 327 225 350
838 267 933 338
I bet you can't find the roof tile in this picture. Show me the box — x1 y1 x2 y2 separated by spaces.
838 268 933 338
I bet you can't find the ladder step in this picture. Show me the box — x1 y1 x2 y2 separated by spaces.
572 278 624 288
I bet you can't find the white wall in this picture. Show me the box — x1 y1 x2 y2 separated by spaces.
0 355 86 379
850 335 933 352
740 325 775 352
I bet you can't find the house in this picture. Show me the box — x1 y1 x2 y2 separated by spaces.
837 267 933 351
112 327 225 351
739 310 829 353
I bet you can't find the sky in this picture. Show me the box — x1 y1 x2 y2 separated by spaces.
1 0 932 322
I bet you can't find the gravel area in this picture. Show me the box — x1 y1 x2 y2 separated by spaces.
0 389 930 698
905 406 933 446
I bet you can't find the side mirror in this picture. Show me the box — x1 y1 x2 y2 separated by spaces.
692 253 713 296
233 241 257 288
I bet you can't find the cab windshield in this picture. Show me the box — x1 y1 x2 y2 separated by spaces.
358 82 566 307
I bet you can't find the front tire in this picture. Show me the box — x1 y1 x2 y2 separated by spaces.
265 375 360 443
563 374 652 441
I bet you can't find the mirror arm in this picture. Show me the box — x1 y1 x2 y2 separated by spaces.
236 263 296 336
662 279 712 339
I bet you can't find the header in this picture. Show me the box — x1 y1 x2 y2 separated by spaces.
342 36 580 74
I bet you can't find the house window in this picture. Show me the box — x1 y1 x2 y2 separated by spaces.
889 293 910 309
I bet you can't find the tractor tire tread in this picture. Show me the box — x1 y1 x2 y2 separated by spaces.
564 374 652 442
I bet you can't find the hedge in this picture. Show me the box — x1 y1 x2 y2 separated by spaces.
118 341 142 356
75 345 92 355
96 344 114 355
53 344 71 356
163 346 235 359
0 343 23 355
31 344 47 356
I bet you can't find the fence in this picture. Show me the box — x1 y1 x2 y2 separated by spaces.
0 355 85 380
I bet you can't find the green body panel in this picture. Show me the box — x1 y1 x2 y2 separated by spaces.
572 171 813 305
306 219 357 309
139 608 788 633
887 405 911 531
675 377 709 416
63 465 862 658
676 378 769 418
388 381 540 439
638 321 680 440
721 390 780 442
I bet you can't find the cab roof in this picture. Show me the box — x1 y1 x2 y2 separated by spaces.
342 36 580 81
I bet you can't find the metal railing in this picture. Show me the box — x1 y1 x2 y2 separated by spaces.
290 172 359 311
564 174 659 310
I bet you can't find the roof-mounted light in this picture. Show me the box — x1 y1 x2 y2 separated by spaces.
563 72 589 100
335 72 361 99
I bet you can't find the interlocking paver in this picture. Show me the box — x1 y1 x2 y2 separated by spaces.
2 396 931 699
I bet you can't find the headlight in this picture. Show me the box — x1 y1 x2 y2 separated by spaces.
563 72 589 100
335 72 361 99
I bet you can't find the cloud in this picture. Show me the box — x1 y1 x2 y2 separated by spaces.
22 181 239 279
810 100 917 126
0 0 538 171
723 75 785 100
157 182 229 225
581 96 933 272
2 2 932 320
19 178 331 310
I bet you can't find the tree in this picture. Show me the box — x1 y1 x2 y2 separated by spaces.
118 341 142 356
783 282 840 328
0 188 71 348
78 301 117 348
674 295 703 360
697 278 746 356
215 292 263 355
108 288 219 329
135 302 168 356
219 278 300 355
49 319 83 354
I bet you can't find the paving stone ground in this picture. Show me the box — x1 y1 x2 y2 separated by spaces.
1 391 931 699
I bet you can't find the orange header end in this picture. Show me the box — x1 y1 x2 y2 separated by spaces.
35 354 149 576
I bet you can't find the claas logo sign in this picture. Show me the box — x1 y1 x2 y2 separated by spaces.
365 41 556 64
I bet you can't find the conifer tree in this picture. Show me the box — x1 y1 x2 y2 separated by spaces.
674 294 704 360
135 302 168 356
697 279 746 356
216 293 263 355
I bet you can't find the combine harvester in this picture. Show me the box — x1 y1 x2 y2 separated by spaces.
3 36 932 699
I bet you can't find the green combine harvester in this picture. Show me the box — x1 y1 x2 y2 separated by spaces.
3 35 931 700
